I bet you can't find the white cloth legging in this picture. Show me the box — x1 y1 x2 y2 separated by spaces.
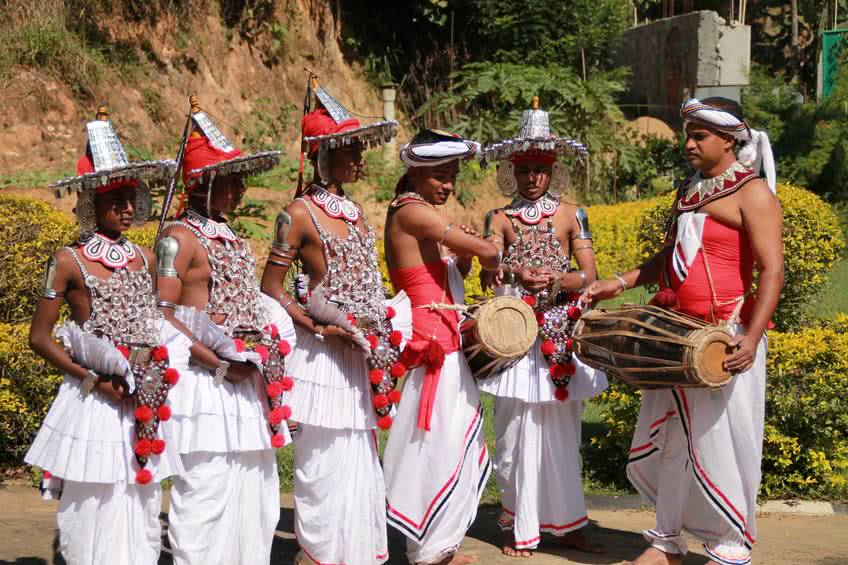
57 480 162 565
494 397 589 550
168 450 279 565
293 424 388 565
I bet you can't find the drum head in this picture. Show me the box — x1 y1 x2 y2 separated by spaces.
691 328 733 387
475 296 538 358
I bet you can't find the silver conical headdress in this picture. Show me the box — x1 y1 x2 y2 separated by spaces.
50 106 176 234
480 96 587 167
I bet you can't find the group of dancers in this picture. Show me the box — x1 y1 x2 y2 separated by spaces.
23 80 782 565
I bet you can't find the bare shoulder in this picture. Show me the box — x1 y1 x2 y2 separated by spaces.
394 201 442 230
160 223 201 254
739 178 781 210
286 198 309 219
53 247 78 274
139 247 156 265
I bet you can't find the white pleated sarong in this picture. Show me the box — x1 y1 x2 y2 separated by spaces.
626 325 766 564
165 294 296 453
25 320 190 483
384 352 491 564
494 397 589 550
57 479 163 565
168 450 280 565
294 424 388 565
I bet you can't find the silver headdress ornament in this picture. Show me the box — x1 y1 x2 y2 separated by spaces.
184 97 282 188
50 106 176 235
302 78 398 153
481 97 585 198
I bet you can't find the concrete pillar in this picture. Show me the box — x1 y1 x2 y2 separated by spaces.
381 83 398 162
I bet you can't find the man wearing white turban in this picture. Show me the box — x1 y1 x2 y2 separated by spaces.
581 97 784 565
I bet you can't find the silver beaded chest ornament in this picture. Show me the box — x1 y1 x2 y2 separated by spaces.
483 97 589 402
64 244 179 484
175 210 294 446
295 196 404 429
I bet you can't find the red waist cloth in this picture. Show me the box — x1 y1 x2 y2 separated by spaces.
663 216 756 324
390 261 460 431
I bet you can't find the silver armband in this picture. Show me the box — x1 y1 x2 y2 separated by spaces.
42 256 61 299
483 210 495 239
214 360 230 386
574 207 593 240
157 300 178 310
272 211 293 253
80 369 98 397
155 237 180 278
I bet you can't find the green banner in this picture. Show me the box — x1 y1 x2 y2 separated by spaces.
823 29 848 99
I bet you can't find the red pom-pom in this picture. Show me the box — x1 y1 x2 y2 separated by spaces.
233 338 245 352
269 407 286 425
522 295 537 307
265 324 280 339
152 346 169 362
369 369 384 385
390 362 407 378
266 382 283 398
373 394 389 409
377 415 393 429
346 314 357 326
277 339 291 356
388 389 402 404
157 405 172 421
280 405 292 420
135 405 153 423
541 340 556 356
563 361 577 376
255 345 270 363
555 387 570 402
535 311 546 325
550 364 567 378
389 330 403 347
136 468 153 485
567 292 581 303
566 337 574 352
367 334 379 350
42 470 52 479
281 376 294 391
385 306 396 319
164 368 180 385
134 438 152 457
567 305 582 321
116 345 130 360
151 438 166 455
271 433 287 448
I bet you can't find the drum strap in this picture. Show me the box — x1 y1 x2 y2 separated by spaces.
699 244 747 326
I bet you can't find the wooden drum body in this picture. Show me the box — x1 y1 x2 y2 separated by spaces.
573 305 733 389
461 296 538 380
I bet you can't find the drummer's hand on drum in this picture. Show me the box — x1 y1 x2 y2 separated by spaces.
724 333 757 374
580 279 624 305
515 268 553 292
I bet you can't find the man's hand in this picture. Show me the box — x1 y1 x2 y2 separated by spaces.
724 333 759 374
321 325 357 346
580 279 625 305
480 266 504 290
225 360 260 384
96 375 130 402
515 268 554 292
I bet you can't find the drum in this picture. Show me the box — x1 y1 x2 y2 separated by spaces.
461 295 538 380
572 305 733 389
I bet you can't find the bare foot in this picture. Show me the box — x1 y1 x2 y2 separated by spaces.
623 546 683 565
434 552 479 565
556 530 606 554
501 532 533 558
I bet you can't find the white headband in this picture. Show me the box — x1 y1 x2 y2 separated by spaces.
399 140 479 169
681 98 776 192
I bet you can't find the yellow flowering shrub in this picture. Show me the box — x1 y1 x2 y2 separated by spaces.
588 197 664 277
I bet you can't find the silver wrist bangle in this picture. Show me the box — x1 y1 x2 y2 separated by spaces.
614 274 628 293
157 300 178 310
214 360 230 386
81 369 98 397
577 270 587 289
189 335 200 345
439 223 453 245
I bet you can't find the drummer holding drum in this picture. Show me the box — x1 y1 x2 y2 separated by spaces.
582 98 784 565
478 98 608 558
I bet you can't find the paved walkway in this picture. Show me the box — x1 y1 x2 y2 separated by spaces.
1 485 846 564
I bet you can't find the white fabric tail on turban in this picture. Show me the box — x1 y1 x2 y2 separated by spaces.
681 98 777 193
